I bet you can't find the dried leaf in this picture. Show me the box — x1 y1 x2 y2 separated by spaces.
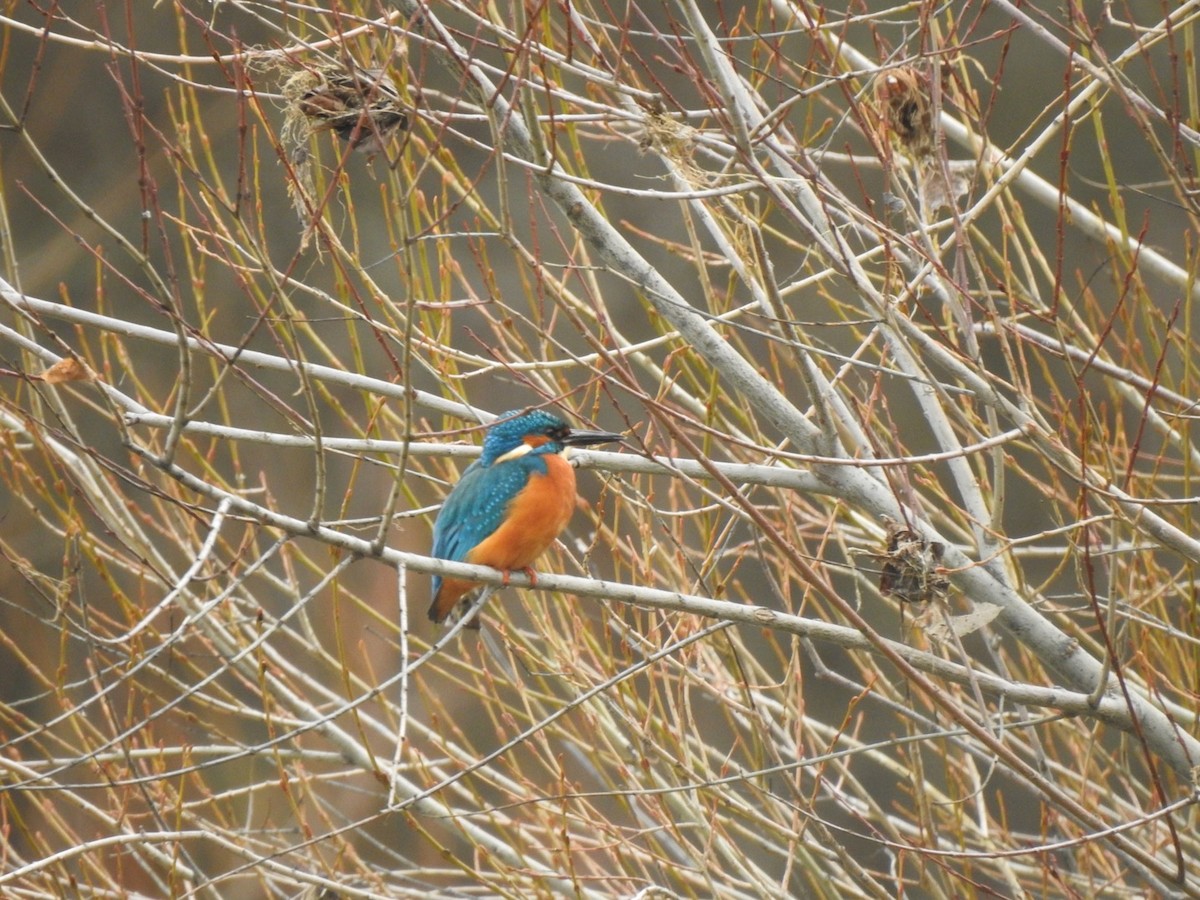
41 357 92 383
919 160 976 215
924 603 1003 643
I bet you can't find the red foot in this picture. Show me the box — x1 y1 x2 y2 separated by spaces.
500 567 538 586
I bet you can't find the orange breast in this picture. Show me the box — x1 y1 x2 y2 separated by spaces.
466 453 578 573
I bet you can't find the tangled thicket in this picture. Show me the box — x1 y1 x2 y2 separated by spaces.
1 2 1199 897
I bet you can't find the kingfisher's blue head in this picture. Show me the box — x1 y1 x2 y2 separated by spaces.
479 409 624 467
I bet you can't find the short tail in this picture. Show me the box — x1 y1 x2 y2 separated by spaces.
428 577 482 628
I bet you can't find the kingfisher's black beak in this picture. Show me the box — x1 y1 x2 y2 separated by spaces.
563 429 625 448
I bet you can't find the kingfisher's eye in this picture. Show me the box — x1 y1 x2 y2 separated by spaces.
548 424 570 441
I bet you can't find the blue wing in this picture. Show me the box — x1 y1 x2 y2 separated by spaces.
431 457 546 596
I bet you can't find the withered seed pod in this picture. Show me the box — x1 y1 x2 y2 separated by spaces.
283 64 408 155
873 66 934 160
878 518 949 604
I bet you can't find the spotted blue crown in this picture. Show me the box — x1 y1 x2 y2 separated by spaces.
479 409 571 465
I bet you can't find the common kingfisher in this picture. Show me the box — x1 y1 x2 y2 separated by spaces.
428 409 624 625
